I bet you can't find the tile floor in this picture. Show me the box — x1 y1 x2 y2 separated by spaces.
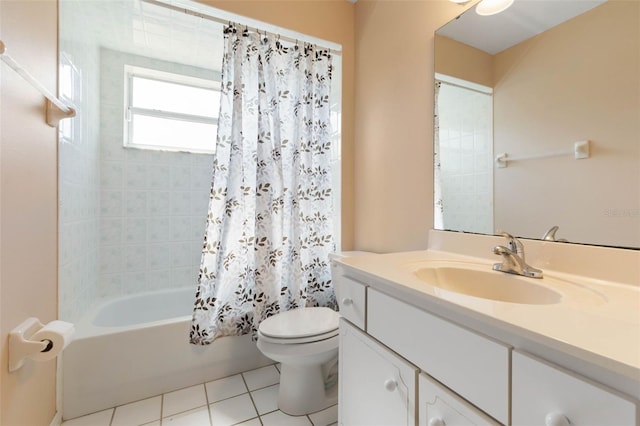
61 364 338 426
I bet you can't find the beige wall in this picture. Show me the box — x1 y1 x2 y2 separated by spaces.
492 1 639 247
0 0 59 425
201 0 357 250
353 0 474 252
435 34 493 87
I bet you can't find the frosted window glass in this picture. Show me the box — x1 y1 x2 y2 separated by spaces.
132 115 217 153
132 76 219 117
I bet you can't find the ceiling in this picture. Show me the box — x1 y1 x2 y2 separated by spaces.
437 0 607 54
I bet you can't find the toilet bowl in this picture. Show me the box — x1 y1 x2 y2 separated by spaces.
256 307 340 416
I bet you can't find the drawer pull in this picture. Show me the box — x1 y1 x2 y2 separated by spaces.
342 298 354 306
384 379 397 392
428 418 446 426
545 412 570 426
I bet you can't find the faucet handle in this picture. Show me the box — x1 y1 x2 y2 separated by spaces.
541 225 568 242
542 225 559 241
496 230 523 256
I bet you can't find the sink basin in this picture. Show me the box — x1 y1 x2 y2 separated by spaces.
414 265 562 305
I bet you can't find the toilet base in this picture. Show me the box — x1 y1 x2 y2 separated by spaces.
278 362 338 416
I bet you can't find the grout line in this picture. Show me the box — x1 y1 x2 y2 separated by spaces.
203 384 214 426
109 407 115 426
240 373 262 423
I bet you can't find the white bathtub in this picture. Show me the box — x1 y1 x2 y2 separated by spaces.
62 288 272 420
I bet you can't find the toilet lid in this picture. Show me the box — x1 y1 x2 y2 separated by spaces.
259 307 339 339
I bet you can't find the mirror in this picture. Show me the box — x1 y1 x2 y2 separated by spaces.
434 0 639 249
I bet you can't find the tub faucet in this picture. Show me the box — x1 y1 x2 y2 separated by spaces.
492 231 543 278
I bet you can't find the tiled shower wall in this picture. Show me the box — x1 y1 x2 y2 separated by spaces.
98 49 217 301
58 35 101 321
438 82 493 235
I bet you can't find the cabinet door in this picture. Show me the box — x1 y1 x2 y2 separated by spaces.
368 289 510 425
339 319 417 426
419 374 499 426
512 350 637 426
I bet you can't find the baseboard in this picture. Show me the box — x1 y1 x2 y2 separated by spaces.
49 411 62 426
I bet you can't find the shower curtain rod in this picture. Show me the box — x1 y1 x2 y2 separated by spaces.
140 0 343 55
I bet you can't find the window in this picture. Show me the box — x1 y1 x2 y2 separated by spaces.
124 65 220 154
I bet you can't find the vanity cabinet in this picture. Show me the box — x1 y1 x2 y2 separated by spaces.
368 288 509 424
419 373 499 426
335 267 638 426
512 351 637 426
338 319 417 426
334 274 366 330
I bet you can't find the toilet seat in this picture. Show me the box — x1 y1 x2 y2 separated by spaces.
258 307 339 344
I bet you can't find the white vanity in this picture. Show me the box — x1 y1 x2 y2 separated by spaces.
332 231 639 426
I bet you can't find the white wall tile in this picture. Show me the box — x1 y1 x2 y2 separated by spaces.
124 244 147 271
172 267 197 287
125 190 147 216
90 49 218 301
126 163 149 188
147 243 174 270
148 269 173 289
148 216 172 242
123 271 148 292
101 218 123 245
124 217 147 243
190 190 209 216
101 161 123 188
149 164 171 189
101 190 123 217
171 217 192 241
100 245 123 274
171 191 192 215
148 191 171 215
171 165 191 190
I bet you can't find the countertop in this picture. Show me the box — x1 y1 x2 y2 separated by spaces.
332 248 640 397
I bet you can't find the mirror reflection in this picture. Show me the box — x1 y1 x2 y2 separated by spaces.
434 0 639 248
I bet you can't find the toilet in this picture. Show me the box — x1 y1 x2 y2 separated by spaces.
256 306 340 416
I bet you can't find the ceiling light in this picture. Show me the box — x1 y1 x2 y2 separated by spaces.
475 0 514 16
448 0 470 4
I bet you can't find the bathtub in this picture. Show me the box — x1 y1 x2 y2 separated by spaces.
62 288 272 420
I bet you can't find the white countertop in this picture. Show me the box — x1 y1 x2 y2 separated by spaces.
333 248 640 394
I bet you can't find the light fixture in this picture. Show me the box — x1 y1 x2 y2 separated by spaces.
448 0 470 3
475 0 514 16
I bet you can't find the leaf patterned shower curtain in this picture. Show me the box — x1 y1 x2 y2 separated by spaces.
190 25 336 345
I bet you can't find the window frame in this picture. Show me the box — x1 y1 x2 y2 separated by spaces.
123 65 220 154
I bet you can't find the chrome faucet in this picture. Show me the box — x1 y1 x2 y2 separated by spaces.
541 225 567 242
492 231 543 278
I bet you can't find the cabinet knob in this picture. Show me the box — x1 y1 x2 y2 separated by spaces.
428 418 446 426
545 412 570 426
383 379 397 392
341 298 353 306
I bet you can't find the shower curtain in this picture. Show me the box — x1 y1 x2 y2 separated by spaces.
190 25 335 345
